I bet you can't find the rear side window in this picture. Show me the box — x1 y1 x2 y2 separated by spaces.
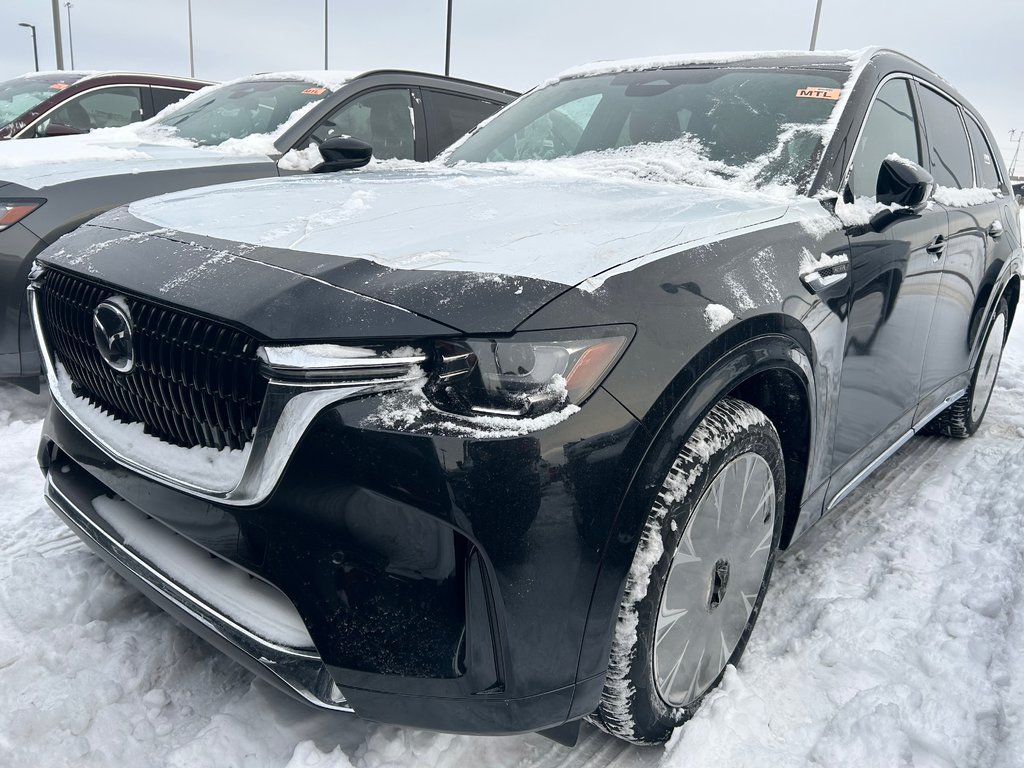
848 79 922 200
964 116 1002 190
917 85 973 189
152 87 193 116
423 89 504 157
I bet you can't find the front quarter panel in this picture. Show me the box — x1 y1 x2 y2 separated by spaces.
522 210 855 684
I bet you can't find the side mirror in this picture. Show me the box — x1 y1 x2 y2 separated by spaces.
313 136 372 173
876 156 934 212
43 122 86 137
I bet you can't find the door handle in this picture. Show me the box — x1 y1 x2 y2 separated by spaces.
989 220 1004 238
926 234 946 257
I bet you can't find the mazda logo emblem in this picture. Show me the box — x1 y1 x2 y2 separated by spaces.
92 297 135 374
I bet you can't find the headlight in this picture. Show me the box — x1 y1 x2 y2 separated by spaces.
427 327 632 417
0 200 44 232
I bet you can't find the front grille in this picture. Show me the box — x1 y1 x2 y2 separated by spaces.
41 269 268 451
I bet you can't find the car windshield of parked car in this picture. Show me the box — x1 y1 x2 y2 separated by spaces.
0 74 86 128
445 67 847 190
152 79 329 146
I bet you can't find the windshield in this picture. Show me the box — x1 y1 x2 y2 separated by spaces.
152 79 329 146
0 74 84 127
445 67 848 190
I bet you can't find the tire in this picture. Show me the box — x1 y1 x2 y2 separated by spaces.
926 298 1008 439
591 398 785 744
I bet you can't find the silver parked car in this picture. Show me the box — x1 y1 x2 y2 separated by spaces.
0 69 515 388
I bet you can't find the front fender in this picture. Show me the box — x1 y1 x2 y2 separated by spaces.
572 331 818 699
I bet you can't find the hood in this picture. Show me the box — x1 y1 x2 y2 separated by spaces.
44 166 792 336
129 165 790 290
0 133 277 191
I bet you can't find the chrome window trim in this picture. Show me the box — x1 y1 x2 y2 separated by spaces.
29 282 417 506
151 86 194 94
14 82 153 138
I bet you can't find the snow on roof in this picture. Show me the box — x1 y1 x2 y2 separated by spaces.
11 70 97 81
238 70 363 92
545 47 879 86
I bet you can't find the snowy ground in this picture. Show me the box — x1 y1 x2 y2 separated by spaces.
1 325 1023 767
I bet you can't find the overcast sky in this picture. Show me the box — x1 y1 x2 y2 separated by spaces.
2 0 1022 168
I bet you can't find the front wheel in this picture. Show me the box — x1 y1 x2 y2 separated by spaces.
592 398 785 744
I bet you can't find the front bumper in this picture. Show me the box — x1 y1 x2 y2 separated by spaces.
39 372 648 735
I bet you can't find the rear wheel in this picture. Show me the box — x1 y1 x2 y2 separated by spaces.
927 298 1008 438
592 398 785 744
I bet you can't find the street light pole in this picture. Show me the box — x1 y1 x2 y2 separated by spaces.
808 0 823 51
51 0 65 69
18 23 40 72
65 3 75 70
444 0 453 76
324 0 329 69
187 0 195 77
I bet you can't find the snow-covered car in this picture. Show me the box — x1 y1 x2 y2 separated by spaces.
0 70 516 388
0 70 210 140
29 48 1020 746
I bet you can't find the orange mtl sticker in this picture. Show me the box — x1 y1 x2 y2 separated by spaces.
302 87 327 95
796 87 841 100
49 83 69 90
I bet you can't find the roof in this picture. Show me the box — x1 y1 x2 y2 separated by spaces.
11 70 211 86
546 47 880 86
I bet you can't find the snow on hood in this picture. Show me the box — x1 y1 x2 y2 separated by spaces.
0 134 275 191
0 71 358 191
128 163 790 288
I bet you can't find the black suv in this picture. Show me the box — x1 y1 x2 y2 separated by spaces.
30 49 1020 745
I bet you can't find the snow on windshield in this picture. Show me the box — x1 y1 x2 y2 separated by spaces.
0 73 86 126
148 78 331 147
0 75 347 174
444 51 872 199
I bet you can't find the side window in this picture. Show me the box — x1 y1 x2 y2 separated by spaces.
917 85 973 189
484 93 602 162
308 88 414 161
151 87 192 117
48 86 144 131
964 116 1002 190
848 79 922 200
423 89 504 157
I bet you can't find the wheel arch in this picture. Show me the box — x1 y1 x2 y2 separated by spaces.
574 317 819 693
1001 272 1020 333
